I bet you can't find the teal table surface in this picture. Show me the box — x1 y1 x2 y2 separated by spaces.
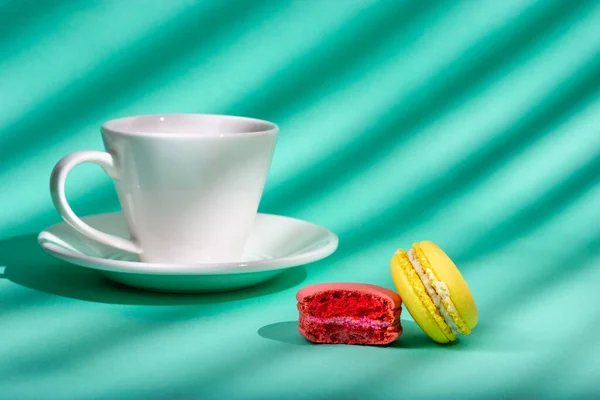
1 0 599 399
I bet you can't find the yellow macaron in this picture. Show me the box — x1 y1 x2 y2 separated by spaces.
390 240 477 344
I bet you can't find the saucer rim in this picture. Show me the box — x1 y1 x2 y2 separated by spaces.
38 212 339 275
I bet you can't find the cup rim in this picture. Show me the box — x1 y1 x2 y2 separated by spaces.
101 113 279 137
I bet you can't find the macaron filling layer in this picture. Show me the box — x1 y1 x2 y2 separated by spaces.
408 248 462 338
302 315 397 329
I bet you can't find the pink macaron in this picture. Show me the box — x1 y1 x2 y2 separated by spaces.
296 282 403 345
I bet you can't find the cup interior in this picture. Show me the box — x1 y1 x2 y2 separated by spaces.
102 114 277 137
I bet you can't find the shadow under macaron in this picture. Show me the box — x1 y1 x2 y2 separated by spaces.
258 319 450 348
389 320 456 349
258 321 312 346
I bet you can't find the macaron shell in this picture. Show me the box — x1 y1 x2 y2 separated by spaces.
390 251 451 344
418 241 478 329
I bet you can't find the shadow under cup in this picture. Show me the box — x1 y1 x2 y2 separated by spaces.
52 114 279 265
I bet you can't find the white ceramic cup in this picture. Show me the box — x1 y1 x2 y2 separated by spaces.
50 114 278 264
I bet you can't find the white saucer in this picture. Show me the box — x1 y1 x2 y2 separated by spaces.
37 212 338 293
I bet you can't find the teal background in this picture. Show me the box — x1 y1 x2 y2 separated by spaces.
1 0 599 398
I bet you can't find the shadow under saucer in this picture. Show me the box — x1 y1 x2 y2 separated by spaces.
1 234 307 306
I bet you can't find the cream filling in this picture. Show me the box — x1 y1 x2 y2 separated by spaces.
408 248 462 338
303 316 396 328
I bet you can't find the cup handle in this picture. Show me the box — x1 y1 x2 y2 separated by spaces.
50 151 142 254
